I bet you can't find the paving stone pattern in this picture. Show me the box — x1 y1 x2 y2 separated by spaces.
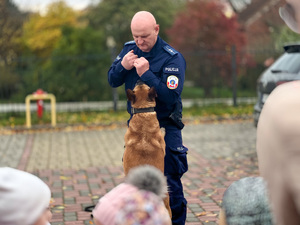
0 121 259 224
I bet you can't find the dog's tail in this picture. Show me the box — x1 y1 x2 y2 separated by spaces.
125 165 168 198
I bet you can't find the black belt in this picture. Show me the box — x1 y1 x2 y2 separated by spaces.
131 107 155 114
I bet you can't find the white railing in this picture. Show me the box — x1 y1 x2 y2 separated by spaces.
0 97 257 113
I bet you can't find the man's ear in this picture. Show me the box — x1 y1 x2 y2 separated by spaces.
148 87 157 101
155 24 160 35
126 89 136 104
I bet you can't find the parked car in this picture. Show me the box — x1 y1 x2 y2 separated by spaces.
254 43 300 127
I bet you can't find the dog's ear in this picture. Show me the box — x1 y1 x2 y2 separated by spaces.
148 87 157 102
126 89 136 104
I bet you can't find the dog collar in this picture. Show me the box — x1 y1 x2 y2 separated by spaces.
131 107 155 114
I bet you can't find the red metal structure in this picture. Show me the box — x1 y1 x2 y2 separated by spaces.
33 89 46 118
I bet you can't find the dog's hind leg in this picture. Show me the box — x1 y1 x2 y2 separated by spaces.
164 193 172 219
159 135 166 155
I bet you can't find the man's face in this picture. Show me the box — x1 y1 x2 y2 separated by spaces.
131 24 159 52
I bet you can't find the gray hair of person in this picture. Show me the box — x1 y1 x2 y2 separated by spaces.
125 165 168 198
222 177 274 225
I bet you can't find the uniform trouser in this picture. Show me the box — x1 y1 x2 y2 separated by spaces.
164 126 188 225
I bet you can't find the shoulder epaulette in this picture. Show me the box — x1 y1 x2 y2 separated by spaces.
125 40 136 46
163 45 178 56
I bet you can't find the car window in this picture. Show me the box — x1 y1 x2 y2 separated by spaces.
270 53 300 74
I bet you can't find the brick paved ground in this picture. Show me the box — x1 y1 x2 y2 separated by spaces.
0 120 258 225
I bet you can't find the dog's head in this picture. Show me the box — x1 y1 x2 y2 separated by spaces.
126 83 157 108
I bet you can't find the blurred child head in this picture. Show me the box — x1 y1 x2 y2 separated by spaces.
0 167 52 225
93 165 171 225
220 177 274 225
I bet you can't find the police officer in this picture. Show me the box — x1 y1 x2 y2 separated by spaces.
108 11 188 225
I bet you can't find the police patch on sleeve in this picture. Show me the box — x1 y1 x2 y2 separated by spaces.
167 75 179 89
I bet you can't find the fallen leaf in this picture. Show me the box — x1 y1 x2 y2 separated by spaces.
196 212 207 217
92 195 99 199
60 176 71 180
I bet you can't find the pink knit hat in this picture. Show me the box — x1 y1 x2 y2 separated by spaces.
92 165 171 225
93 183 170 225
114 190 171 225
93 183 138 224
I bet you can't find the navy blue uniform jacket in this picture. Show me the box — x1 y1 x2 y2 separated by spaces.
108 36 186 124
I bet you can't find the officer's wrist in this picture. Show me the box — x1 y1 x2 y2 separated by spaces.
116 61 127 73
121 60 132 71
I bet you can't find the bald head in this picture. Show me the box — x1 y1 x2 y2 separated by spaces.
130 11 159 52
131 11 157 28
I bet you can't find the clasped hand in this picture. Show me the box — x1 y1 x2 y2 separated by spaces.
121 50 149 77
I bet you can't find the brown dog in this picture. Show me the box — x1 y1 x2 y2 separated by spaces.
124 82 172 218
